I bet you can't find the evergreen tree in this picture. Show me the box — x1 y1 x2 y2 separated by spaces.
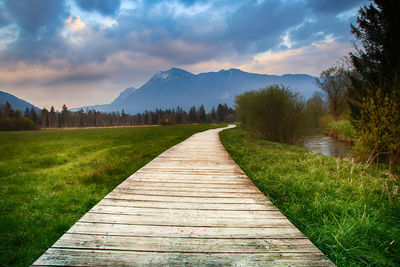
78 109 84 127
121 109 126 125
41 108 49 128
4 101 13 118
349 0 400 164
349 0 400 119
24 107 30 118
30 107 38 124
14 110 22 119
188 106 197 122
210 107 216 121
60 104 68 127
49 106 56 127
198 105 206 123
175 106 183 124
217 104 230 122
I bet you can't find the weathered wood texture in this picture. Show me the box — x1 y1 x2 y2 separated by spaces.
33 125 334 266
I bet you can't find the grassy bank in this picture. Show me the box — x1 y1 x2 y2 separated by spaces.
325 120 358 143
0 124 223 266
220 127 399 266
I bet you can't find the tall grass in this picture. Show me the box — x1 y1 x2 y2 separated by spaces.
220 127 400 266
326 120 358 142
0 124 223 266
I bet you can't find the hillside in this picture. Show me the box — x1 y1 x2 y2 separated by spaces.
0 91 41 112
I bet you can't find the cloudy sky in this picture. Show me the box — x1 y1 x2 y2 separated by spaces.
0 0 367 109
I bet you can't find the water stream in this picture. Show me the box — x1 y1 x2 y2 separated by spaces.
300 132 351 158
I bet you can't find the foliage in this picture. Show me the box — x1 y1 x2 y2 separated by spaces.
347 0 400 165
305 92 328 128
349 0 400 119
188 106 197 122
315 63 351 120
220 127 400 267
0 124 223 266
198 105 206 122
216 103 235 122
0 117 37 131
326 120 358 142
0 102 37 131
354 89 400 165
224 114 236 123
235 85 307 144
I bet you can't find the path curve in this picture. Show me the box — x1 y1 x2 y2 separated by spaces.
33 125 334 266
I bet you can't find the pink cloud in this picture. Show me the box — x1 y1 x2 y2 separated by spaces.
241 40 354 76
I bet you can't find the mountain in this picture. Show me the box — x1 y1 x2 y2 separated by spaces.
0 91 41 113
112 87 136 105
81 68 319 114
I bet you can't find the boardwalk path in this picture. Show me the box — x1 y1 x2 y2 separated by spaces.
33 125 334 266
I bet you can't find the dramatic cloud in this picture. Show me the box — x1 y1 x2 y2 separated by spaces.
75 0 121 16
242 40 353 75
4 0 67 34
306 0 365 14
0 0 368 108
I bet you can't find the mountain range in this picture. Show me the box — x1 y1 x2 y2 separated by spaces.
2 68 319 114
79 68 319 114
0 91 41 113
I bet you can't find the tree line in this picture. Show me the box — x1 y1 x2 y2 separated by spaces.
0 102 235 131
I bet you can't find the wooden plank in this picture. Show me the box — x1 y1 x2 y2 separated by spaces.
33 248 334 266
97 198 279 211
126 177 249 184
124 178 251 184
79 212 293 227
90 205 285 218
67 222 305 239
115 187 260 194
111 188 264 198
149 159 235 164
128 171 247 177
33 125 334 266
127 173 250 179
104 191 272 204
116 183 258 191
52 233 321 253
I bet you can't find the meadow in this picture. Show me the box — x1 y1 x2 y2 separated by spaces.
0 124 222 266
220 127 400 267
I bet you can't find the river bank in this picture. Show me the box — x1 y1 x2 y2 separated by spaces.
220 126 400 266
325 120 357 144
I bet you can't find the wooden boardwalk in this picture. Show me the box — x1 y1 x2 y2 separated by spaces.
33 125 334 266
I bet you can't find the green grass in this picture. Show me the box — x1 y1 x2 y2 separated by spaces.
220 127 400 267
326 120 358 141
0 124 223 267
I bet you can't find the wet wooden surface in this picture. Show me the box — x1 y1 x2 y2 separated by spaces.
33 125 334 266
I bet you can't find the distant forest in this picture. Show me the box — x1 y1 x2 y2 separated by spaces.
0 102 236 131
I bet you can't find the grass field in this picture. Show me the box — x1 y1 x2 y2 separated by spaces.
220 127 400 267
0 124 223 267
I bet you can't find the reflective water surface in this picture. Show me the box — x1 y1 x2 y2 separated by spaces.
300 133 351 158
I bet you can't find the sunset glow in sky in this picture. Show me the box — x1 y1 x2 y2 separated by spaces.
0 0 368 109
